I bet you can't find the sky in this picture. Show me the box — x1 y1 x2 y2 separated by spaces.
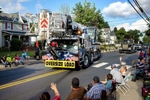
0 0 150 32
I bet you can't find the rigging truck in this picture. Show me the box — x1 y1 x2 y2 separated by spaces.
42 12 101 70
119 35 136 53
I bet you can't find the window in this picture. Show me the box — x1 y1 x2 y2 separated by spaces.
7 22 11 30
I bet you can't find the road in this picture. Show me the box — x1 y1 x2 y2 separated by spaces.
0 51 139 100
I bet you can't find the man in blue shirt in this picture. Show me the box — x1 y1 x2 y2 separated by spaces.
85 76 110 100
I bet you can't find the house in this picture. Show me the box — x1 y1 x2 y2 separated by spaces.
101 28 117 45
0 12 38 48
109 31 117 44
101 28 111 44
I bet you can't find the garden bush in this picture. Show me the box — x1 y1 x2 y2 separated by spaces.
10 39 23 51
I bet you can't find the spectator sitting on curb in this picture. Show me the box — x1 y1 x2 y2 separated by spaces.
25 49 30 60
21 50 28 61
12 55 18 66
0 55 11 67
15 54 24 65
131 58 145 82
120 65 127 78
66 77 86 100
84 76 110 100
110 64 123 84
101 73 114 94
6 54 12 67
39 82 60 100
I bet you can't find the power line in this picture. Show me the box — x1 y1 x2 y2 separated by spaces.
136 0 150 16
127 0 149 25
133 0 150 22
107 16 140 23
110 23 147 27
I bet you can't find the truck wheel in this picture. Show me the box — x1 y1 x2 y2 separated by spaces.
97 50 101 60
95 51 100 60
82 54 90 69
89 53 94 64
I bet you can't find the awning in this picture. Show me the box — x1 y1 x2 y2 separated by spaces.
2 30 26 36
2 30 38 37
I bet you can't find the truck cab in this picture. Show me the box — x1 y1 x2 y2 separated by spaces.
119 39 136 53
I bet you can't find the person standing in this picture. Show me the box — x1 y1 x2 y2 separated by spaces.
35 46 40 60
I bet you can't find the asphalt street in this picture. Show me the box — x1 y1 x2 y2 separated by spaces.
0 51 139 100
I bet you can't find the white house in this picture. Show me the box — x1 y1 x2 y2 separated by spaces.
101 28 111 44
101 28 117 45
110 31 117 44
0 12 38 48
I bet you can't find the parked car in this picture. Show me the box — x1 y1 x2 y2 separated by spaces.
142 44 148 49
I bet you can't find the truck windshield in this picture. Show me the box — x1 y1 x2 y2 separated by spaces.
85 27 95 39
51 39 78 54
123 40 133 44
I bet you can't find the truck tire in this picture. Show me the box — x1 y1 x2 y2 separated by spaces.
97 50 101 60
89 52 94 64
82 54 90 69
95 50 100 60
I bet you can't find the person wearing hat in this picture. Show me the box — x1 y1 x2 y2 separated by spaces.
110 64 123 84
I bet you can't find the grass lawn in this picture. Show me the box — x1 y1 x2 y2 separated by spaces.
0 49 35 58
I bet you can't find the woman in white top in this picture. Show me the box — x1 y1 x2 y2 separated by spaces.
120 65 127 78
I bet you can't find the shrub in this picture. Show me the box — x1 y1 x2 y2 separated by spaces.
10 39 23 51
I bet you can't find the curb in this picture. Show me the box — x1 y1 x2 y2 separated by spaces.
0 60 43 71
101 50 118 53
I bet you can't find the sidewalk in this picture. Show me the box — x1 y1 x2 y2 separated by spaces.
0 58 43 70
116 79 143 100
116 67 143 100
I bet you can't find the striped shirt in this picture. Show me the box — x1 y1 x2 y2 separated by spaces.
86 83 108 99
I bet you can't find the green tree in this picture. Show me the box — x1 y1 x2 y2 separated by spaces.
72 0 109 29
116 27 126 42
145 29 150 36
97 31 104 42
143 35 150 44
0 8 2 13
114 27 117 33
127 29 141 43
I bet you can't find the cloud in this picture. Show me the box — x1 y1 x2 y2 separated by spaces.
102 1 136 18
113 19 148 32
35 4 43 13
102 0 150 18
17 0 30 2
0 0 29 15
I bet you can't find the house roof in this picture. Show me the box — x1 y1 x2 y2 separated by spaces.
0 12 27 23
110 31 116 36
0 13 14 21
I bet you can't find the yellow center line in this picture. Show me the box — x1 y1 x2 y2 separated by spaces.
0 70 67 90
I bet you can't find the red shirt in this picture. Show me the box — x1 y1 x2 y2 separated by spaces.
15 56 21 60
53 95 60 100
